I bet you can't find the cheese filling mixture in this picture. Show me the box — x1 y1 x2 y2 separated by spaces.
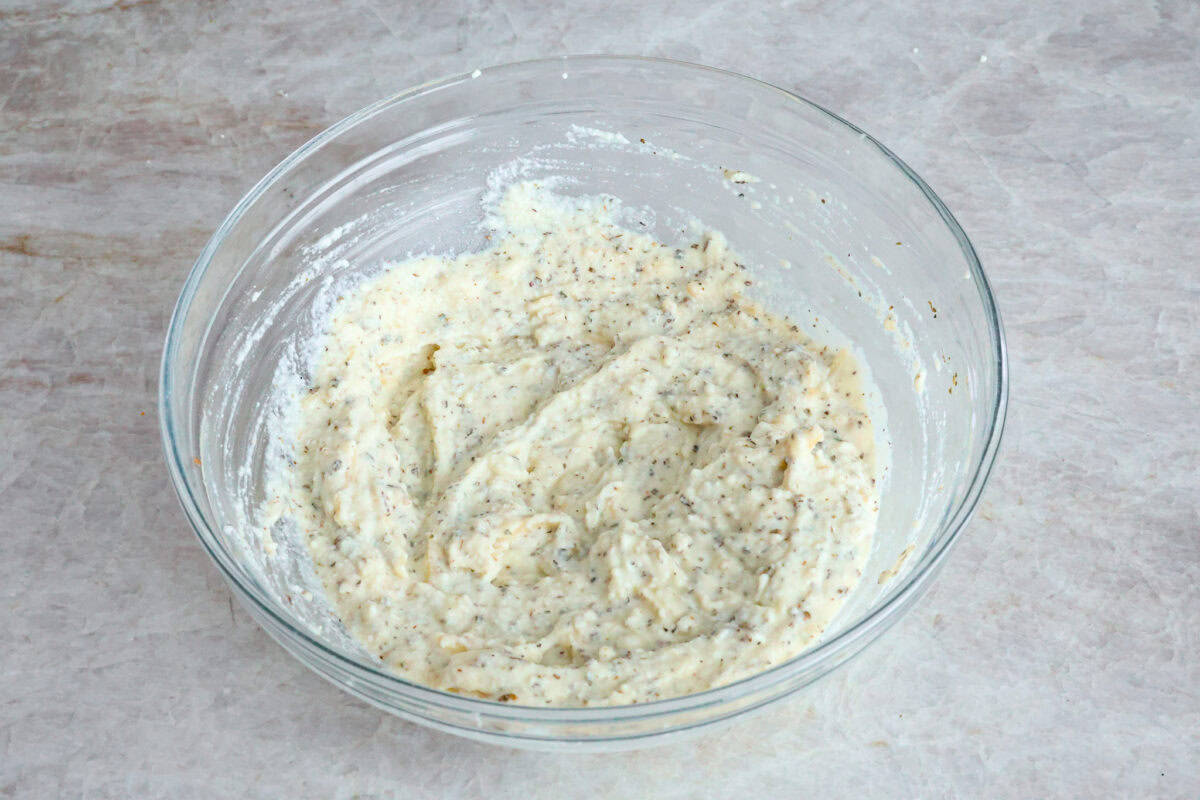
268 183 880 706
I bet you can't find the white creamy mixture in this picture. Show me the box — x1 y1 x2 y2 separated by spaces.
267 184 880 706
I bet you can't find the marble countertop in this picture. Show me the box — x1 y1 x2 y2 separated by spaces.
3 0 1197 796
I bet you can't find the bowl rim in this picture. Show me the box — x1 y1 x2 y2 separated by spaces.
159 54 1009 722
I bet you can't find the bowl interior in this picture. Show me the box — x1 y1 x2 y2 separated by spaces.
163 57 1003 722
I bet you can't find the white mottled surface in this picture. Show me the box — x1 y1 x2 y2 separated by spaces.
1 1 1197 797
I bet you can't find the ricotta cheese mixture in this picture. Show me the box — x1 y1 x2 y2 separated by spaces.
267 183 880 706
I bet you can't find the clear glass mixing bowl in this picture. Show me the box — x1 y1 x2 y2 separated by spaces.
160 56 1007 751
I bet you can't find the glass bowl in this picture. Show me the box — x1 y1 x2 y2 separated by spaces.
160 56 1007 751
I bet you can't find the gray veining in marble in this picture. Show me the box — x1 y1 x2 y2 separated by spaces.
2 0 1197 797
